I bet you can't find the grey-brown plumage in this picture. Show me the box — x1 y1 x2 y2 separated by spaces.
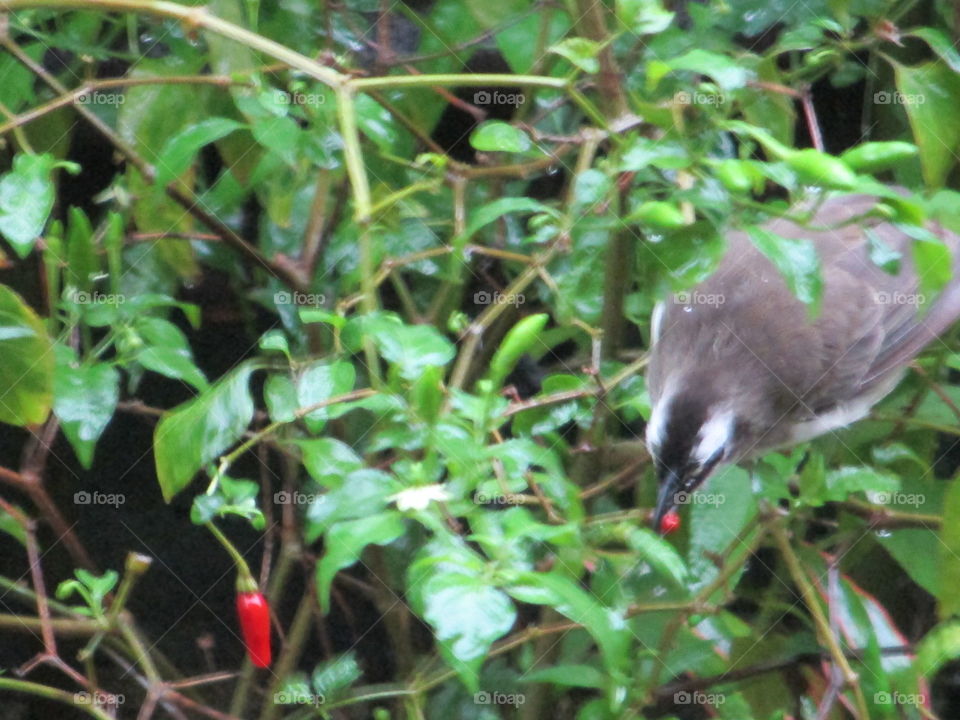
646 192 960 528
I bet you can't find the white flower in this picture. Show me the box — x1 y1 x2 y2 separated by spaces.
389 484 450 512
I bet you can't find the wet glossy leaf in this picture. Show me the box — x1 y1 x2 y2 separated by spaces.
155 117 244 186
0 154 77 257
154 362 255 501
0 285 54 426
470 121 531 153
748 226 822 315
53 348 119 468
316 511 405 611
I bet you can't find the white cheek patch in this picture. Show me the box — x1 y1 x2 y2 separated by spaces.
693 409 735 465
650 301 665 345
645 396 671 457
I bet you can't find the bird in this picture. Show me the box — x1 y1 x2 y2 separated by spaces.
645 191 960 530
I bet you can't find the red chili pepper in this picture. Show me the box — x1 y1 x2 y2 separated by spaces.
236 589 271 667
659 510 681 535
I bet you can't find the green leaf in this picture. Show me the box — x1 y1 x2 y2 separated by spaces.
134 316 208 391
688 466 756 592
305 468 398 541
316 511 404 611
65 207 98 294
877 529 938 596
366 317 455 381
53 349 119 468
509 571 630 677
939 479 960 618
908 28 960 74
864 228 902 275
908 228 953 300
410 539 517 691
311 653 362 698
549 37 602 74
455 197 558 245
56 568 118 616
154 362 255 502
615 0 674 35
155 117 244 187
0 154 77 257
0 504 26 546
917 620 960 678
620 137 690 171
264 373 298 423
825 466 899 502
137 346 209 392
296 437 363 485
521 663 606 689
470 121 531 153
627 527 688 586
297 360 356 433
189 476 263 529
258 330 291 358
644 220 726 289
894 61 960 188
667 49 752 90
0 285 54 426
747 226 822 315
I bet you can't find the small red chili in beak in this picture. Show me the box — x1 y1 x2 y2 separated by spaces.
236 582 271 667
659 510 681 535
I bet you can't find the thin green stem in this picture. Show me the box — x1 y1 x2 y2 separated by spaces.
0 678 114 720
770 518 870 719
349 73 568 91
205 521 254 581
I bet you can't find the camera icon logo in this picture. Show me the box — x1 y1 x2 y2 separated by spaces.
74 491 91 505
473 91 491 105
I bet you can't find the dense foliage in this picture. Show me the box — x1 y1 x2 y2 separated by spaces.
1 0 960 718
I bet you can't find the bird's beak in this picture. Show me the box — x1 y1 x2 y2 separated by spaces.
652 467 683 533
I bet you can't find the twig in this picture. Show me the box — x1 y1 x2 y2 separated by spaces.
770 518 869 719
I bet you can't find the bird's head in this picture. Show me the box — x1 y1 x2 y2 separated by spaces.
645 390 743 531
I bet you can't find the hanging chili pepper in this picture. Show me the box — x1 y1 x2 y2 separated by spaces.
236 574 271 668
